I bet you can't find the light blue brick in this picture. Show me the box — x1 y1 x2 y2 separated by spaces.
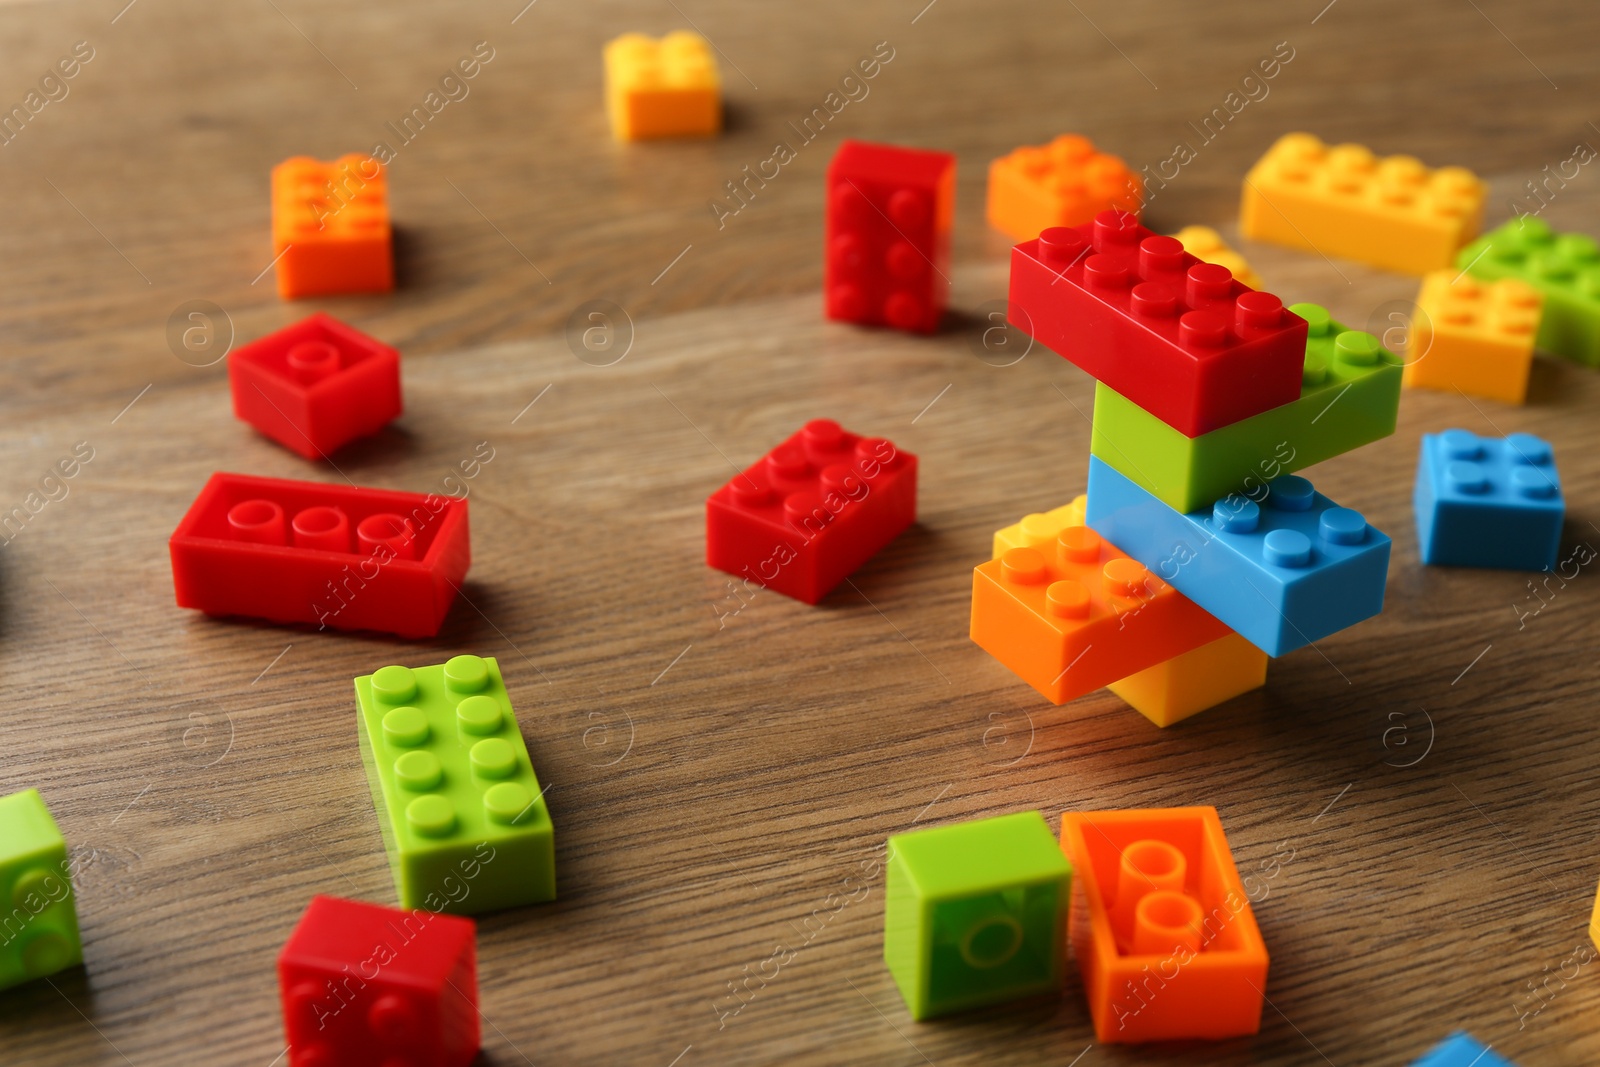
1410 1031 1516 1067
1085 456 1391 656
1414 430 1563 572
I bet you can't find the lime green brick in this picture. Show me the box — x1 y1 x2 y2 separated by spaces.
356 655 555 915
1457 217 1600 366
0 789 83 991
883 811 1070 1019
1090 303 1401 513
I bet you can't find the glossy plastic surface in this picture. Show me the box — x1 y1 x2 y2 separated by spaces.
0 789 82 992
1456 217 1600 365
1406 272 1541 404
1009 210 1308 436
271 154 393 299
1086 458 1392 656
229 313 402 459
355 655 555 914
824 140 955 334
604 31 720 140
986 134 1141 241
884 811 1071 1019
970 522 1230 704
1107 632 1267 728
1090 303 1400 512
1241 132 1485 275
1060 807 1268 1043
169 472 470 638
278 894 479 1067
1414 430 1563 571
706 419 917 604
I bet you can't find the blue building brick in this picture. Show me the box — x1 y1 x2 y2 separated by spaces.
1414 430 1563 572
1086 457 1391 656
1410 1031 1516 1066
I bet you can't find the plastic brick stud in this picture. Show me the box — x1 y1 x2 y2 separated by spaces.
169 472 470 638
229 313 402 460
991 495 1086 558
884 811 1071 1019
1405 272 1542 404
970 522 1230 705
271 154 393 300
1086 458 1392 656
1172 226 1263 289
1414 430 1563 571
603 31 720 141
1456 217 1600 365
825 140 956 334
1107 632 1267 728
986 134 1141 241
0 789 83 992
1090 303 1401 512
1240 133 1486 275
356 656 555 915
278 895 480 1067
1060 807 1268 1043
1410 1032 1517 1067
1008 210 1308 436
706 419 917 604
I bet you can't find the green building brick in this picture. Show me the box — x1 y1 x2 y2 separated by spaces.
0 789 83 991
1457 217 1600 366
356 655 555 915
1090 303 1401 513
883 811 1070 1019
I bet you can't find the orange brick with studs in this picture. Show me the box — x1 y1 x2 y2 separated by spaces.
986 134 1142 242
970 524 1228 705
270 154 393 300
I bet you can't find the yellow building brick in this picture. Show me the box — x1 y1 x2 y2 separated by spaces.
1107 632 1267 728
1172 225 1263 289
990 496 1086 559
1241 132 1485 275
1405 272 1543 404
604 32 720 141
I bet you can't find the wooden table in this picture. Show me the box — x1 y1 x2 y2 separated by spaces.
1 1 1596 1063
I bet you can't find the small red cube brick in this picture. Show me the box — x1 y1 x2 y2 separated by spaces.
278 895 479 1067
706 419 917 604
824 140 955 334
1009 211 1308 437
229 313 402 460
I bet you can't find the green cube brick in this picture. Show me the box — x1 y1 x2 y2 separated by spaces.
356 655 555 915
1090 303 1401 513
883 811 1071 1019
1457 217 1600 365
0 789 83 990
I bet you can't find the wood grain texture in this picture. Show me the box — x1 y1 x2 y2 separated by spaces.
0 0 1597 1064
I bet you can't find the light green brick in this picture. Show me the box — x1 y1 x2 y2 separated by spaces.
884 811 1070 1019
1457 217 1600 366
1090 303 1401 513
356 655 555 915
0 789 83 991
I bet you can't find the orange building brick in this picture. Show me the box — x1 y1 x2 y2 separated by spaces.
1405 271 1543 404
1240 133 1485 275
970 525 1228 706
1171 226 1263 289
1060 807 1268 1043
986 134 1141 242
1107 632 1267 728
270 155 393 300
604 32 721 141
